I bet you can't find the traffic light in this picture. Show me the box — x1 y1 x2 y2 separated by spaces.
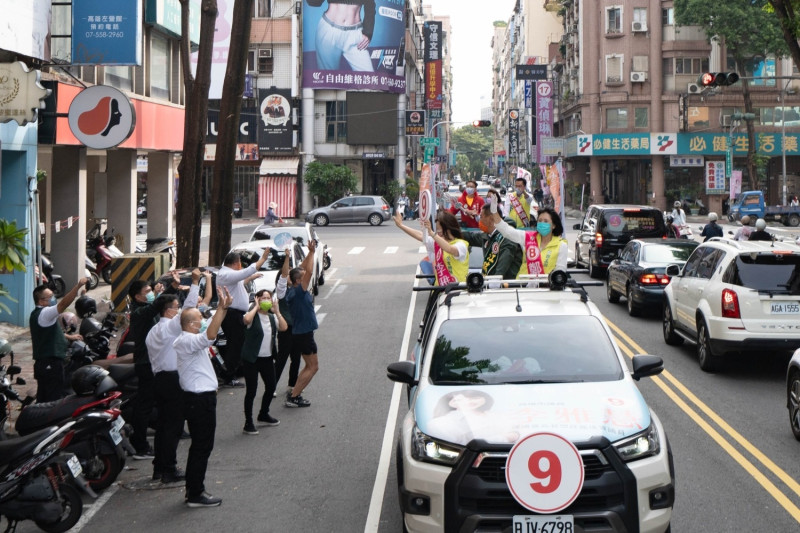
699 72 740 88
472 120 491 127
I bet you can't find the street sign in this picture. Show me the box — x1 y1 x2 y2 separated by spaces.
506 432 584 513
725 147 732 178
424 145 435 163
515 64 548 80
421 137 440 147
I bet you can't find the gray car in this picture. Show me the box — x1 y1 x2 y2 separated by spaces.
305 195 391 226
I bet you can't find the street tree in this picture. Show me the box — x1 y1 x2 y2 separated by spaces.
451 125 493 181
176 0 216 267
304 161 358 207
767 1 800 72
676 0 789 190
208 0 255 266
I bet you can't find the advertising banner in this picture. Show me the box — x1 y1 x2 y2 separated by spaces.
535 81 554 164
730 170 743 200
0 0 51 60
424 21 443 110
508 109 520 160
257 88 294 154
405 110 425 136
204 104 259 161
302 0 406 93
515 64 547 81
190 0 234 99
72 0 143 65
145 0 200 44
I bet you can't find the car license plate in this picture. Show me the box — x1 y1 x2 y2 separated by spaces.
109 416 125 445
770 302 800 314
67 455 82 478
513 515 574 532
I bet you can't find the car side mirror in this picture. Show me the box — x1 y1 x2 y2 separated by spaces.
386 361 417 385
578 234 594 244
572 223 581 230
631 354 664 380
665 264 681 276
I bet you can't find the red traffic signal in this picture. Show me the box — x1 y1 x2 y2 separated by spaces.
699 72 740 87
472 120 491 127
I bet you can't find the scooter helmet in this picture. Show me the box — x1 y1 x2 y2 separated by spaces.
71 365 117 396
75 295 97 319
0 338 12 357
756 218 767 231
708 212 718 222
60 312 78 334
666 215 674 225
741 215 751 225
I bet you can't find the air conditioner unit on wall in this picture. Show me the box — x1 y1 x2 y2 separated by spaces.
630 71 647 82
632 21 647 32
687 83 702 94
259 48 272 58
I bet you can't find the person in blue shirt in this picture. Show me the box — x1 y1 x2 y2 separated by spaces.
283 239 319 408
700 212 723 242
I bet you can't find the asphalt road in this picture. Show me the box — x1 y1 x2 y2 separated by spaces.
12 217 800 532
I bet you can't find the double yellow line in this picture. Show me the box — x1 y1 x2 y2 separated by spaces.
605 319 800 523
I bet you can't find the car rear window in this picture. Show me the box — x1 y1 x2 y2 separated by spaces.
643 243 697 263
730 253 800 294
429 316 623 385
603 210 665 236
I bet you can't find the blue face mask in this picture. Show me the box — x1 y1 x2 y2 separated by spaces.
145 292 155 304
49 296 57 307
199 319 209 333
536 222 552 237
466 187 475 195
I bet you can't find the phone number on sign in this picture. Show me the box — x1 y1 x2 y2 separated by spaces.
84 32 125 38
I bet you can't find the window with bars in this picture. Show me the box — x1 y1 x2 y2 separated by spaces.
606 7 622 34
326 101 347 143
662 7 674 26
258 50 274 74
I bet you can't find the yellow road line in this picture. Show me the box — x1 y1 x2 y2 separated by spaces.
606 318 800 522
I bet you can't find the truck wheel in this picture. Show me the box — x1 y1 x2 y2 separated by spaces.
788 214 800 227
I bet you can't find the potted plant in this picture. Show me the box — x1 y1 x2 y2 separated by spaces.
0 219 28 275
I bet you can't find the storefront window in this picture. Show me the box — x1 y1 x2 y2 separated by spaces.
106 66 132 91
606 108 628 129
325 101 347 143
151 35 170 100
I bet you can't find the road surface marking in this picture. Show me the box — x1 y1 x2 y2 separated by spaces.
323 278 343 300
364 272 421 532
314 305 321 313
348 247 365 255
607 319 800 523
326 267 338 279
384 246 399 254
72 483 118 531
316 313 326 326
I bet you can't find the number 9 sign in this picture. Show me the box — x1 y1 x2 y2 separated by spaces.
505 432 584 513
419 190 432 221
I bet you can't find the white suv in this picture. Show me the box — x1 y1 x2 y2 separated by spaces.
662 237 800 371
388 274 674 533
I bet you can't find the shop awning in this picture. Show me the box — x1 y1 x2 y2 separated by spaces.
259 156 300 176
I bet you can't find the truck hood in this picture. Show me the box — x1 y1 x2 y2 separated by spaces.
415 381 651 446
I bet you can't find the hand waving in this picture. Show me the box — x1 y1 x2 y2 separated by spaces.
217 286 233 309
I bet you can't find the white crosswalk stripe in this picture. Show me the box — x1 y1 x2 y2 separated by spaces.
347 247 365 254
316 313 326 326
384 246 398 254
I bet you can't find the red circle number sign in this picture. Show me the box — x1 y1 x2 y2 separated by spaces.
505 432 585 513
420 190 432 220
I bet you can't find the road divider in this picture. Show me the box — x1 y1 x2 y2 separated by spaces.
606 317 800 523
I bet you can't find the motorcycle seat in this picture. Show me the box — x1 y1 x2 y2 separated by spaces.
107 364 136 384
0 426 59 468
15 395 100 436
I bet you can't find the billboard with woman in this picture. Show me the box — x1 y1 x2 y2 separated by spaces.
302 0 406 93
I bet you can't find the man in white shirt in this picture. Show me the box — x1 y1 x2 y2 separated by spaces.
145 268 201 484
215 248 270 386
174 286 232 508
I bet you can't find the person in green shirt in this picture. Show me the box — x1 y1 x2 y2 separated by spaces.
461 204 522 280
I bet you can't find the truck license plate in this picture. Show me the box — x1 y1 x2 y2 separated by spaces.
512 515 574 532
770 302 800 314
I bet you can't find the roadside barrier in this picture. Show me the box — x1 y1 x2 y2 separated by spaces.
110 253 170 312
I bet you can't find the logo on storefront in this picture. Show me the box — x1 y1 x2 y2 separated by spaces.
0 61 49 126
68 85 136 149
260 93 291 127
578 136 592 154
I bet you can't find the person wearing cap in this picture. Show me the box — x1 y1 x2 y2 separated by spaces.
733 215 754 241
263 202 283 224
671 201 687 228
748 218 773 241
700 212 723 242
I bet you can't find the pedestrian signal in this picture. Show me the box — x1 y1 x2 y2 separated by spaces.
472 120 491 127
699 72 740 88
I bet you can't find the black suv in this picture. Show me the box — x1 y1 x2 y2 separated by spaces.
573 205 667 278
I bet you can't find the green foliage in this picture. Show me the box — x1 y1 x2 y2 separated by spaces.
404 178 420 199
451 125 493 179
303 161 359 207
0 219 29 274
0 285 17 315
379 180 403 206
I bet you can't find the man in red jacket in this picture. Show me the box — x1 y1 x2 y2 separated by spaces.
449 180 484 229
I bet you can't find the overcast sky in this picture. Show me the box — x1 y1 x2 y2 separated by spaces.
428 0 517 126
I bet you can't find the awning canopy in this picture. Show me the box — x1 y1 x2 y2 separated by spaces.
259 156 300 176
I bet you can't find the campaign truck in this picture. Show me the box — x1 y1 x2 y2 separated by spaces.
728 190 800 227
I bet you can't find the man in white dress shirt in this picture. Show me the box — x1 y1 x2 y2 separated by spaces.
174 286 232 508
215 248 270 386
145 268 201 483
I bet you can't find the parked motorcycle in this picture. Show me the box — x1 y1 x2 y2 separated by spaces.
12 366 130 491
0 422 96 532
86 225 124 284
233 198 243 218
38 255 66 299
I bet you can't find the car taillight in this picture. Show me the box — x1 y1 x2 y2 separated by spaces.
595 232 603 246
382 204 389 211
639 274 671 285
721 288 740 319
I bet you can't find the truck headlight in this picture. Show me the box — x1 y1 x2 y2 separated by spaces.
614 424 660 462
411 426 464 466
